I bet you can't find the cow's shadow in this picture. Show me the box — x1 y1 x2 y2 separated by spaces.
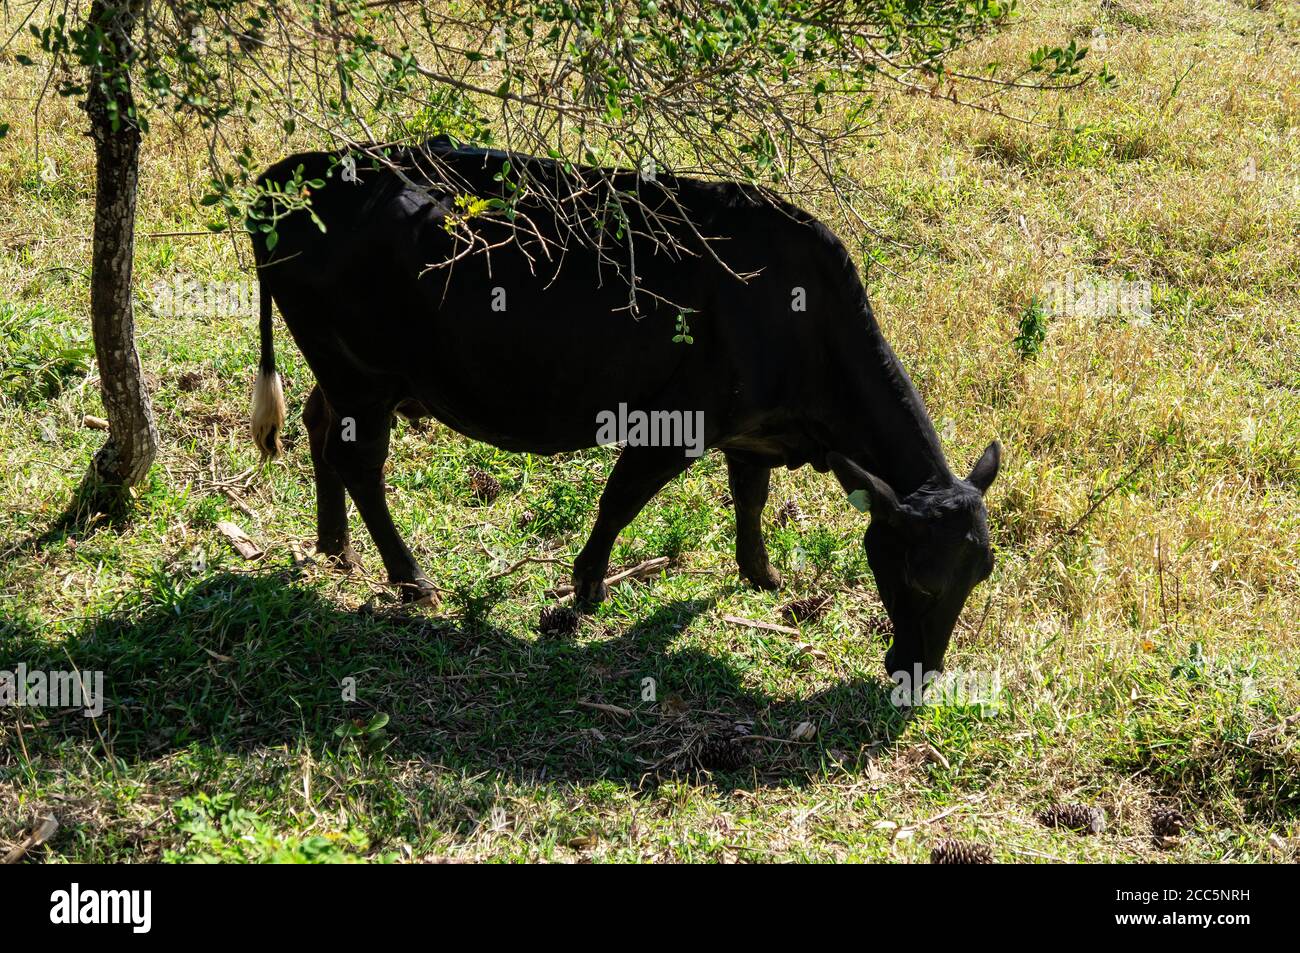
2 570 908 800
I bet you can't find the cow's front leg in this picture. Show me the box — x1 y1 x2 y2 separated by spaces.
324 405 435 604
304 384 360 570
725 452 782 590
572 446 695 607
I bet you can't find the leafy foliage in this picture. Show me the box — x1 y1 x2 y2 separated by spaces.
0 301 94 404
1013 296 1048 360
168 793 379 863
4 1 1100 248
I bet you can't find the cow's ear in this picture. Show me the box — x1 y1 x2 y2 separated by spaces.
967 440 1001 495
827 452 901 523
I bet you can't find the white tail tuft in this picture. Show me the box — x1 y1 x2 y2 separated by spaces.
251 369 286 461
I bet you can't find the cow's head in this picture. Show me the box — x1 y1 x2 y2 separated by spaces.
828 443 1000 681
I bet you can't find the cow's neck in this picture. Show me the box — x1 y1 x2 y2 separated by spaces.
833 318 951 497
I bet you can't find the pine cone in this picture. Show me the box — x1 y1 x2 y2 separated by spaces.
930 839 993 864
468 467 502 503
782 594 832 624
776 498 805 528
538 604 579 636
1037 803 1106 835
1150 808 1187 840
697 735 748 771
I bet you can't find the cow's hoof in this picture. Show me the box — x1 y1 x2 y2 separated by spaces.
742 564 783 591
398 578 439 606
572 576 608 610
318 542 362 573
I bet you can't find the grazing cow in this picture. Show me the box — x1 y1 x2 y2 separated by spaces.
248 137 999 678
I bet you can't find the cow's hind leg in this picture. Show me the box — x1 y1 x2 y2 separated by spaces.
323 403 436 604
572 447 694 607
304 384 360 570
725 452 782 590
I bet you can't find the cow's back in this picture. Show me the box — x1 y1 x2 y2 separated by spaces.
254 142 863 454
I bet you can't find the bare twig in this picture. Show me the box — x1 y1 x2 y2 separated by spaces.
2 815 58 865
549 556 671 601
575 701 633 719
722 614 800 636
484 554 571 582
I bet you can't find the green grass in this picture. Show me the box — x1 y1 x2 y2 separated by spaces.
1 0 1298 862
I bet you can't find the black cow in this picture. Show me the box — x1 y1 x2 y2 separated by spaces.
249 137 1000 678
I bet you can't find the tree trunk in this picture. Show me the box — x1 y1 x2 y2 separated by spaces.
79 0 158 511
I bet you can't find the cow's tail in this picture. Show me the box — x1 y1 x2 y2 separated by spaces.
250 269 285 461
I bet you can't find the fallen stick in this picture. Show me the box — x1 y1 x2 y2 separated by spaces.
576 700 633 719
549 556 670 602
2 815 58 864
485 554 571 582
215 521 263 560
220 487 256 519
722 614 799 636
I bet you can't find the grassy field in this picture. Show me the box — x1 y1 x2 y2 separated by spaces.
1 0 1297 863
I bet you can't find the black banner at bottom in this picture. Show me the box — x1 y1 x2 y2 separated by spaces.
2 862 1274 939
